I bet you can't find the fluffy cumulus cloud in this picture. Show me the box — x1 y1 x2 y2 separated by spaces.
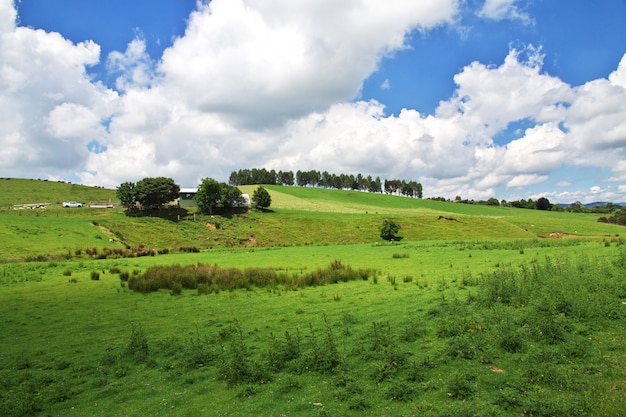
477 0 532 25
0 0 116 179
1 0 626 203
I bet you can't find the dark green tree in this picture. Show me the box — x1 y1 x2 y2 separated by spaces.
195 178 224 214
252 186 272 210
116 181 137 209
380 219 401 241
134 177 180 209
536 197 552 211
223 184 245 208
195 178 245 214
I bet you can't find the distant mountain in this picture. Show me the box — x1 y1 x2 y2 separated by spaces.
557 201 624 208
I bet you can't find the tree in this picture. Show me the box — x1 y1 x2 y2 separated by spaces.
116 181 137 209
195 178 246 214
134 177 180 209
252 186 272 210
195 178 223 214
380 219 401 241
223 184 245 208
536 197 552 211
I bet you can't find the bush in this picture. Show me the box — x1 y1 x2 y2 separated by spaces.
62 270 72 276
380 219 400 241
125 323 149 362
90 271 100 280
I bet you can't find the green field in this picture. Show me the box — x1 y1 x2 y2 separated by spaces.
1 180 625 416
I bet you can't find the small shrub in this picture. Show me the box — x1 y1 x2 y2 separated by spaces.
119 271 129 281
170 282 182 296
384 383 417 401
447 371 476 400
90 271 100 280
392 252 409 259
63 270 72 276
197 283 210 295
109 266 121 274
126 323 149 362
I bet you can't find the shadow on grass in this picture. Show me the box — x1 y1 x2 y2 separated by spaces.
124 207 190 221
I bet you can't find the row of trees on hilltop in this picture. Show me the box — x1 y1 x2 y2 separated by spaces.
229 168 423 198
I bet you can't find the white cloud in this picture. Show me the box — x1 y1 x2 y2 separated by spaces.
477 0 532 25
0 2 117 178
157 0 458 128
106 37 155 91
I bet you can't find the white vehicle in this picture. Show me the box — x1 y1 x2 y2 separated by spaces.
63 201 82 208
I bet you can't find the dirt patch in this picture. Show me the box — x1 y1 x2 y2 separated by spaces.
547 231 576 238
488 366 506 374
205 223 216 231
438 216 460 222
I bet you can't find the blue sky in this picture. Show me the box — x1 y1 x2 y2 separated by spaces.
3 0 626 203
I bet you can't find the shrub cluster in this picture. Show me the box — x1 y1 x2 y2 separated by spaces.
127 260 374 294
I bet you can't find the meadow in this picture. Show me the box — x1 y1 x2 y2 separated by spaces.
0 179 625 416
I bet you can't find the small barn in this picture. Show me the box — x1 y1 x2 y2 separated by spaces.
179 188 198 208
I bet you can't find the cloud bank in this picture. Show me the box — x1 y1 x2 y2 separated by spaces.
2 0 626 203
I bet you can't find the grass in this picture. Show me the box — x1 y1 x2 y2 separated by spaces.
0 180 625 416
1 184 622 262
0 245 625 416
0 178 115 207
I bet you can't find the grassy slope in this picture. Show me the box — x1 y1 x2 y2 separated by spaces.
0 182 623 261
0 178 116 207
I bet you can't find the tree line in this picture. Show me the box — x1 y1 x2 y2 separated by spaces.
229 168 423 198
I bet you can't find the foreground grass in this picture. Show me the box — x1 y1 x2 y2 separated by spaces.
0 241 625 416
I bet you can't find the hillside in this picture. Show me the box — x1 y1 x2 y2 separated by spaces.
0 178 117 207
0 180 623 262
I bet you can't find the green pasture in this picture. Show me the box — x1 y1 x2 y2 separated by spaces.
1 180 626 416
0 178 116 207
1 242 625 416
1 184 623 262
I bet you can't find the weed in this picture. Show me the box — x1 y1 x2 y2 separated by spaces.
447 370 476 400
384 382 417 401
306 315 341 374
125 323 149 363
219 320 252 386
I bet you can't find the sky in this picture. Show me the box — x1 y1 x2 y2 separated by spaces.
2 0 626 204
